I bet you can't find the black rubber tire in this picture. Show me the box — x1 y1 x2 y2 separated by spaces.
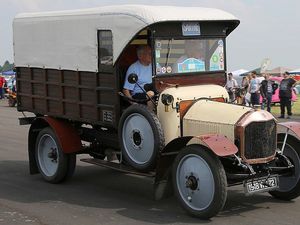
172 145 227 219
118 104 164 171
35 127 76 183
269 138 300 200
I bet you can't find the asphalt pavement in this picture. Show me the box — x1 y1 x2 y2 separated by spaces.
0 99 300 225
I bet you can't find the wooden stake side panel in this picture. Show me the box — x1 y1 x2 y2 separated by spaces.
17 67 120 128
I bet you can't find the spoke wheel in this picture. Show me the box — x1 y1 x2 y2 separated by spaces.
172 145 227 219
35 127 76 183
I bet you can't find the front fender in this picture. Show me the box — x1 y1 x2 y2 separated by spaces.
187 134 238 156
277 122 300 140
156 134 237 180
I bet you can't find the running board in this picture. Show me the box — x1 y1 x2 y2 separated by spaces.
80 158 156 177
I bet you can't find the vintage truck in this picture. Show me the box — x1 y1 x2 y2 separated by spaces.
13 5 300 219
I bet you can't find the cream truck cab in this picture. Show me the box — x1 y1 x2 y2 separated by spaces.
14 5 300 219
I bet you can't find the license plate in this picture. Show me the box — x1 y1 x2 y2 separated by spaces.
244 176 279 194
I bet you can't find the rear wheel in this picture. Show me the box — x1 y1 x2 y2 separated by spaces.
172 145 227 219
269 138 300 200
35 127 76 183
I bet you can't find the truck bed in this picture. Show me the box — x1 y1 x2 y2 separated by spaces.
16 67 120 128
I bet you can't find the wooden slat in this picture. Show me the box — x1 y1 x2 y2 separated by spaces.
44 69 48 112
60 70 64 114
76 71 81 118
30 68 34 110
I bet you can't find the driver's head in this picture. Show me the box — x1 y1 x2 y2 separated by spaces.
137 45 151 66
228 72 233 80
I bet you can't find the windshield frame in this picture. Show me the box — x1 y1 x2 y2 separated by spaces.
153 36 227 77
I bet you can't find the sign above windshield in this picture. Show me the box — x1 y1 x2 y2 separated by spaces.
182 22 201 36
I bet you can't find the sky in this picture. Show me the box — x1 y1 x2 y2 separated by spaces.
0 0 299 71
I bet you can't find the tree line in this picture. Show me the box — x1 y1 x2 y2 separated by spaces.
0 60 14 73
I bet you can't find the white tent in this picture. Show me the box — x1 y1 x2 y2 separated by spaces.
231 69 248 76
288 68 300 74
230 69 248 86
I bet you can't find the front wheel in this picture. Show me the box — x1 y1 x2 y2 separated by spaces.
35 127 76 183
119 104 164 171
269 138 300 200
172 145 227 219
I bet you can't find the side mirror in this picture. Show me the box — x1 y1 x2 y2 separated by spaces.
128 73 138 84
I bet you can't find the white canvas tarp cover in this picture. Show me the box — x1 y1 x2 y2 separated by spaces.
13 5 238 72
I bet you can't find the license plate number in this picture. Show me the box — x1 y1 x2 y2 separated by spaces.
244 176 279 194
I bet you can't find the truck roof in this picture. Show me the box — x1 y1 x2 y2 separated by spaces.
13 5 239 72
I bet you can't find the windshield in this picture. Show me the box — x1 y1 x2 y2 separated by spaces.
155 38 225 75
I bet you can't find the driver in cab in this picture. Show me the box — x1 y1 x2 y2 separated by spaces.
123 45 154 109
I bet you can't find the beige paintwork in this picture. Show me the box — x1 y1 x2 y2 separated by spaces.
183 100 252 142
156 84 261 145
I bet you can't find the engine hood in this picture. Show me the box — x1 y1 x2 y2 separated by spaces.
157 84 230 144
183 99 252 142
159 84 229 101
157 84 275 145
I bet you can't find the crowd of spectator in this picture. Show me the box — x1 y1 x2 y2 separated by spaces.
226 71 299 118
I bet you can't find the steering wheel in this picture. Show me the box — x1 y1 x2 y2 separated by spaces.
118 92 150 104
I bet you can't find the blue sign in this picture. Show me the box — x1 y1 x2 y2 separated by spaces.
177 58 205 73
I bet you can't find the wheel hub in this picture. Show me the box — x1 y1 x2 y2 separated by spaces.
186 175 199 191
132 130 142 147
48 148 58 162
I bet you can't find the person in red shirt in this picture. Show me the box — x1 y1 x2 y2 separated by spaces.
0 76 5 99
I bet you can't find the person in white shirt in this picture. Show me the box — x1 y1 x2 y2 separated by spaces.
225 73 238 102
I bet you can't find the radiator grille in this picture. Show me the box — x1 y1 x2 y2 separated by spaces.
244 120 276 159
